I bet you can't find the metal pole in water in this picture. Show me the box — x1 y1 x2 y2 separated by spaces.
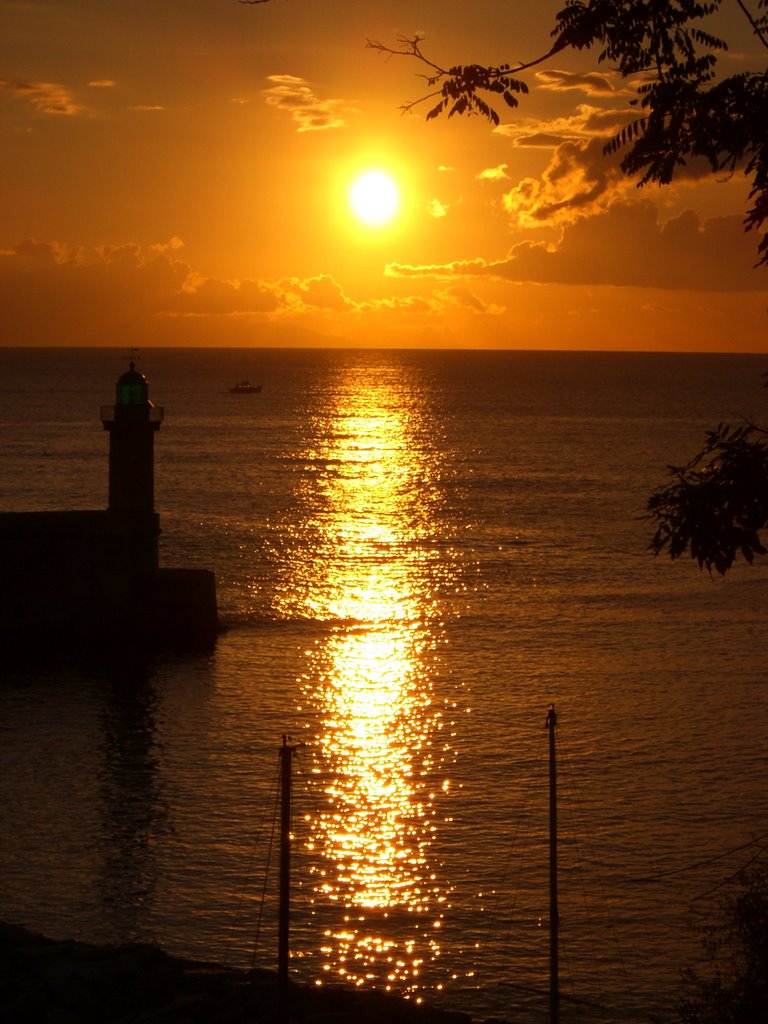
546 704 559 1024
278 734 295 986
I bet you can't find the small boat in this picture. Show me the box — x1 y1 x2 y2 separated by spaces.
229 380 262 394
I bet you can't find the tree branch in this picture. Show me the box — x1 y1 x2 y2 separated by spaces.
734 0 768 52
367 33 567 85
367 35 449 81
367 34 568 121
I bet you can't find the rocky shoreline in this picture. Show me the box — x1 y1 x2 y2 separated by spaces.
0 920 476 1024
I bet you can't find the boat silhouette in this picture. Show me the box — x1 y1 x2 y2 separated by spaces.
229 380 262 394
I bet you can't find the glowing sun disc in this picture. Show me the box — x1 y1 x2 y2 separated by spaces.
349 171 399 226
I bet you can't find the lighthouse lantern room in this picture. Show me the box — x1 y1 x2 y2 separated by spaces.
101 361 164 516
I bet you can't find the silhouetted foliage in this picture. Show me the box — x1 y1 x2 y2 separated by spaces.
645 378 768 574
678 858 768 1023
367 1 768 267
251 3 768 574
367 1 768 574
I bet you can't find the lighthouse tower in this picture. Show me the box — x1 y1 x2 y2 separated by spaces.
0 359 218 653
101 361 164 515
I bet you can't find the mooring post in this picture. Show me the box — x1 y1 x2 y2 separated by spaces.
278 734 295 986
546 703 559 1024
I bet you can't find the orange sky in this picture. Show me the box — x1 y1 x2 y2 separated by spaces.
1 0 766 351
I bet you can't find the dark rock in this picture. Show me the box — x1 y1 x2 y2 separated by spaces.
0 922 474 1024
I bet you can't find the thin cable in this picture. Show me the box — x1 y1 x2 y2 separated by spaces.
556 731 607 1005
690 836 768 903
553 727 636 1019
250 752 282 968
486 725 548 951
225 753 281 959
628 828 768 885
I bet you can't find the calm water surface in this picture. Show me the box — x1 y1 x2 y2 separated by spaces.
1 348 767 1023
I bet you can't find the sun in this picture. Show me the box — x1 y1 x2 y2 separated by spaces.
348 170 400 227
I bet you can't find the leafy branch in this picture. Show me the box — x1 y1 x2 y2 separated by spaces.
245 1 768 266
367 2 768 266
366 33 567 124
646 414 768 575
679 858 768 1023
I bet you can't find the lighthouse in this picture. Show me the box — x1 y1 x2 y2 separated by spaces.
1 359 218 655
101 361 164 515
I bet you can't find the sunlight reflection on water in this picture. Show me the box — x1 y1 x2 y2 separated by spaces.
5 350 768 1023
276 373 458 994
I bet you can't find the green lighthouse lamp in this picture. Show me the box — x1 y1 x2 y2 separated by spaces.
117 362 150 406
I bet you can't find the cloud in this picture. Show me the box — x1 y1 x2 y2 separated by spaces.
0 240 375 333
0 78 81 115
495 103 637 147
365 286 501 317
477 164 509 182
500 136 716 231
263 74 355 132
281 274 356 311
502 137 632 228
0 239 347 345
1 237 455 347
2 238 72 266
363 288 497 317
509 132 568 148
88 80 116 89
385 258 489 281
494 70 637 150
0 240 191 344
388 202 768 292
170 275 283 315
495 205 767 290
367 295 435 313
438 286 503 314
427 198 449 218
535 69 631 96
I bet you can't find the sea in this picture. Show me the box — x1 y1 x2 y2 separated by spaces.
1 346 767 1024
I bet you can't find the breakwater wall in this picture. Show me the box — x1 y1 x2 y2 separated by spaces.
0 920 474 1024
